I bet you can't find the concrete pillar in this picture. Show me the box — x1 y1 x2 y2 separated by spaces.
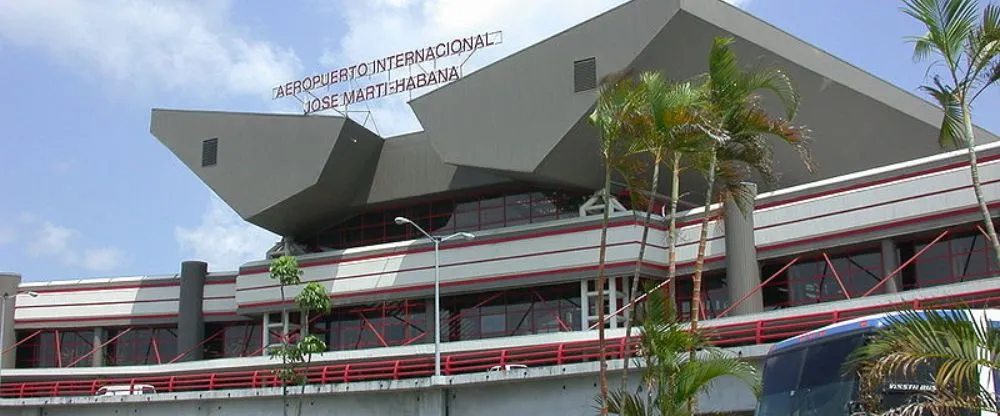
177 261 207 362
0 273 21 369
418 389 447 416
91 327 104 367
881 239 902 293
724 182 764 316
425 297 438 343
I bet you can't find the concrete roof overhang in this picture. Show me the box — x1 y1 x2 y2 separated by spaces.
149 0 998 237
409 0 998 200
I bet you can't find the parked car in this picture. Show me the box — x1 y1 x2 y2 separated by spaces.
95 384 156 396
487 364 528 372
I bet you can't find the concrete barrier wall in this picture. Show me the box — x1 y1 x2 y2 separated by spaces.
0 355 763 416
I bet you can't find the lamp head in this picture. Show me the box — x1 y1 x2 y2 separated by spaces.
394 217 409 226
26 291 38 298
457 232 476 240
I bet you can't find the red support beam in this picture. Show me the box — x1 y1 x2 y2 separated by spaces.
54 330 62 368
168 325 228 364
445 291 504 327
863 229 950 297
589 276 676 330
3 286 1000 399
715 256 802 319
65 328 132 368
822 252 851 300
1 329 41 355
361 316 389 348
151 333 162 365
400 331 427 346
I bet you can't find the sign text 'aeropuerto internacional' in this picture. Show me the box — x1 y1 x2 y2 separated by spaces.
272 31 502 114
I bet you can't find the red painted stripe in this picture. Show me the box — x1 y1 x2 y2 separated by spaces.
14 310 239 325
236 241 639 293
239 200 995 308
240 159 1000 276
10 195 992 323
757 178 1000 232
758 200 1000 252
756 152 1000 210
239 179 998 293
13 295 235 310
27 279 237 295
238 219 650 274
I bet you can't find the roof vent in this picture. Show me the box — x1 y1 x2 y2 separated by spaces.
574 57 597 93
202 138 218 167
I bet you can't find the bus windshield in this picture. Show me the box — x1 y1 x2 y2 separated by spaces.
756 333 866 416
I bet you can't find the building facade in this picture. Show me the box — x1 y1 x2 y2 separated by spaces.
1 0 998 401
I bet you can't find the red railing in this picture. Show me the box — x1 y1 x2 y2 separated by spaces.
2 285 998 399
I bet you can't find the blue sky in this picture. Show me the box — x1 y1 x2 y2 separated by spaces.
0 0 997 282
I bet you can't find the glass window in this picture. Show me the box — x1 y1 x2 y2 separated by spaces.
798 334 865 389
757 348 805 416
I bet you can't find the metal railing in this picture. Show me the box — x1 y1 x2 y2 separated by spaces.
2 284 998 399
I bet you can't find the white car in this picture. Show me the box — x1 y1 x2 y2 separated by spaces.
487 364 528 372
95 384 156 396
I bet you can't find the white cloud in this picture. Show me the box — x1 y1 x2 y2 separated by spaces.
311 0 751 136
52 159 77 174
26 222 80 265
175 196 278 272
81 247 127 272
0 225 16 246
21 220 125 272
0 0 301 100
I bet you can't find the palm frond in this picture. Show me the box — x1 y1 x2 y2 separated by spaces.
919 75 968 149
672 353 762 406
605 389 654 416
848 307 999 416
901 0 980 71
740 68 800 121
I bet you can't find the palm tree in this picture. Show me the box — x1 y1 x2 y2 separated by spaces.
847 308 999 415
621 72 706 390
590 70 646 415
685 36 814 412
602 283 761 416
901 0 1000 266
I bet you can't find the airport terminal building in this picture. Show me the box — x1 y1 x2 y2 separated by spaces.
0 0 998 412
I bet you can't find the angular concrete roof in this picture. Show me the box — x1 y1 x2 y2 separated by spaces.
411 0 996 193
149 0 997 237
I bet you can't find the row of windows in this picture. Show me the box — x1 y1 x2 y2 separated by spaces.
13 223 997 368
305 188 590 251
16 327 179 368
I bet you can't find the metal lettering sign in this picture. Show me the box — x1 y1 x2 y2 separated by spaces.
272 31 503 115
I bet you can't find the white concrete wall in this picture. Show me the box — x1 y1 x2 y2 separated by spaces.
15 275 237 329
0 358 762 416
234 153 1000 310
11 144 1000 326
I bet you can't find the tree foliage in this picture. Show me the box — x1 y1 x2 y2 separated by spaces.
901 0 1000 266
846 308 999 415
267 255 333 416
600 284 761 416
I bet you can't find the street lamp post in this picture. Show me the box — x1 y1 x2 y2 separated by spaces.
394 216 474 380
0 290 38 390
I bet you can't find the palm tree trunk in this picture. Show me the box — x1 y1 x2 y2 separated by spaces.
279 285 289 416
690 149 716 331
666 152 682 313
687 149 717 415
620 155 662 391
596 165 613 416
962 104 1000 267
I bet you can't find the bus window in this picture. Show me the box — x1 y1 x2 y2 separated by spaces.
757 347 804 416
794 334 866 415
